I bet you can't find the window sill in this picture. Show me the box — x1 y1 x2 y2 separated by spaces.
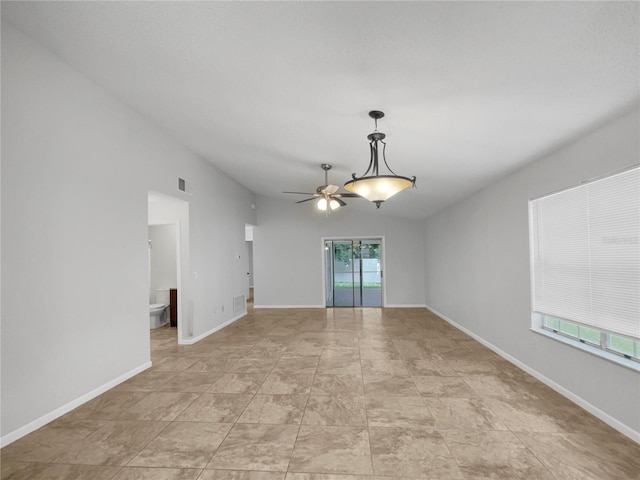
531 326 640 373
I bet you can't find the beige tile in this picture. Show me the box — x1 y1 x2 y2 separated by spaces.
56 420 169 466
160 372 222 392
115 370 178 392
111 467 202 479
284 475 371 480
185 357 240 373
517 432 640 480
359 341 400 357
403 359 457 377
238 394 307 424
360 358 409 376
117 392 199 421
302 396 367 426
317 361 362 375
424 397 507 431
442 430 554 480
369 426 461 478
366 396 435 428
317 350 362 375
57 391 149 421
152 356 200 371
311 375 364 396
391 339 438 359
447 360 498 374
176 393 252 423
207 373 266 394
461 372 541 400
0 462 119 480
412 376 475 397
484 396 615 434
363 375 420 397
245 346 287 359
318 348 361 359
285 340 324 356
207 424 299 471
228 358 278 373
1 420 107 463
272 356 319 374
129 422 231 468
258 374 314 395
200 472 285 480
289 426 372 474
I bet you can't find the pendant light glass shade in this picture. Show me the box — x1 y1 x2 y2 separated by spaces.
344 175 414 202
344 110 415 208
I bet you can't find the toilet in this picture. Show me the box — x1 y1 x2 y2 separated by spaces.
149 289 170 329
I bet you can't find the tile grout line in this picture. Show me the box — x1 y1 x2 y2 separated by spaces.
358 333 377 477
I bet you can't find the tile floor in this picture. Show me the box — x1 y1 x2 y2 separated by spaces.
2 308 639 479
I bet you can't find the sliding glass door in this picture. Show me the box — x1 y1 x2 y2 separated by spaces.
325 238 382 307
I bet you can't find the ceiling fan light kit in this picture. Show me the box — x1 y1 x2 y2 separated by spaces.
317 197 341 211
344 110 416 208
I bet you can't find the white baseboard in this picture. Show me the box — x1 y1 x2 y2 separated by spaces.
0 361 152 448
178 311 247 345
253 304 426 309
385 304 427 308
253 305 324 309
425 305 640 444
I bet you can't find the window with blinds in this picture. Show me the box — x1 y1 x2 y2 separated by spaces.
529 165 640 362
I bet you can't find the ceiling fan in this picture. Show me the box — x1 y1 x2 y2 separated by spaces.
283 164 360 212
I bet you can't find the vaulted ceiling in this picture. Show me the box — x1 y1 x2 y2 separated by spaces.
2 1 638 218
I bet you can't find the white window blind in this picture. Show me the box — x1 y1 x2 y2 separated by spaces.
530 166 640 340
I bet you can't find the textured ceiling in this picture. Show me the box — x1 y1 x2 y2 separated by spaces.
2 1 639 218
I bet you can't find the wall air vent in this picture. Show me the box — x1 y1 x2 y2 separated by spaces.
177 177 193 195
233 295 246 313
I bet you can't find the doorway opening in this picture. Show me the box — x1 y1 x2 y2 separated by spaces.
245 224 255 308
148 191 190 343
324 238 383 307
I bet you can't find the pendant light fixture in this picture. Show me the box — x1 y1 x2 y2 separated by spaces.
344 111 416 208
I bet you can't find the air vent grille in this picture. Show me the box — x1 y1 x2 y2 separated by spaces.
178 177 192 195
233 295 246 313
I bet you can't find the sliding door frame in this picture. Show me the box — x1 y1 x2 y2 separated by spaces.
321 236 386 308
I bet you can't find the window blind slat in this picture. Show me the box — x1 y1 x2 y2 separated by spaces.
531 166 639 340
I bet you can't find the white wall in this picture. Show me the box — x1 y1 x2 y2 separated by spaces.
254 195 425 307
423 107 640 438
0 22 256 443
149 224 178 302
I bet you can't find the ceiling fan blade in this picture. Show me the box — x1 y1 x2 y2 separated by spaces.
334 198 347 207
283 191 317 195
295 197 317 204
333 193 361 198
324 184 339 194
